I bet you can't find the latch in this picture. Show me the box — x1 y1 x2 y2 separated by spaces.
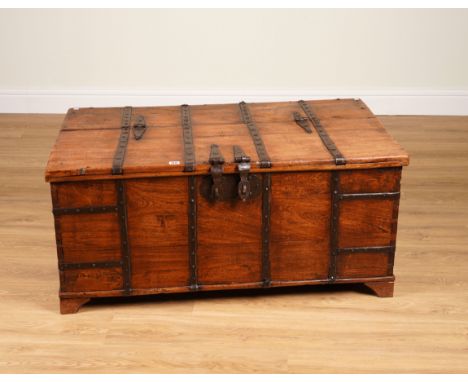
233 145 251 202
209 144 225 201
132 115 147 140
293 112 313 134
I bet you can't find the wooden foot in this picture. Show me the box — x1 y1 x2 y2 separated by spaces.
364 281 394 298
60 297 90 314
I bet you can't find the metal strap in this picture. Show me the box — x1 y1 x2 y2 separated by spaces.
261 173 272 286
338 246 395 254
298 100 346 165
53 205 117 215
233 145 250 163
239 102 271 168
116 180 132 293
339 192 400 200
181 104 196 172
188 176 198 290
112 106 133 175
388 172 402 275
59 261 123 271
329 171 340 282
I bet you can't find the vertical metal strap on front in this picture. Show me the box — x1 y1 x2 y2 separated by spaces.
116 180 132 293
298 100 346 165
262 173 272 287
188 176 198 290
239 102 272 168
112 106 133 175
181 104 196 172
329 171 340 282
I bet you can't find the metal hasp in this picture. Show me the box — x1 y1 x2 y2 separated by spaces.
233 145 251 202
298 100 346 165
209 144 225 201
132 115 147 140
181 104 196 172
112 106 133 175
293 112 313 134
238 101 272 168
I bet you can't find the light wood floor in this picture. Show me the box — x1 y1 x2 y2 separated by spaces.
0 114 467 373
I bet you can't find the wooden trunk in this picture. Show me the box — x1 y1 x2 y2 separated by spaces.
45 99 409 314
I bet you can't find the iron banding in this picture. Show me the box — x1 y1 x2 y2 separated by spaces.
298 100 346 165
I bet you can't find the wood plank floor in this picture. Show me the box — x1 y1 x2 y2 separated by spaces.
0 114 467 373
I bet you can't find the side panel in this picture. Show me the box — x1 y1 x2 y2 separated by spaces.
51 181 123 294
336 168 401 280
269 172 331 281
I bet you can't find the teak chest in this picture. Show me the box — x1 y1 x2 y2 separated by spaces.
45 99 409 314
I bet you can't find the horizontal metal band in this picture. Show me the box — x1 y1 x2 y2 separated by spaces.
59 260 123 271
338 192 400 200
338 246 395 254
53 205 118 215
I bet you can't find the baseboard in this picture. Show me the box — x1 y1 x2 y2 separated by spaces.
1 90 467 115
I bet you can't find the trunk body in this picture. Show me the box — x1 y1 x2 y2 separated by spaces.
46 99 409 313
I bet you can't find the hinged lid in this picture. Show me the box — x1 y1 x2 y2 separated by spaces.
45 99 409 182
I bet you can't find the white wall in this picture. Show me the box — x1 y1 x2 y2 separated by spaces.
1 9 467 114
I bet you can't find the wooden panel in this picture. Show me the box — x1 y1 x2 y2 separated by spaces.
251 99 373 122
197 184 262 284
339 168 401 193
337 252 389 278
61 267 123 292
53 180 117 208
270 172 330 281
339 199 396 248
126 177 189 289
126 177 188 247
61 107 122 130
131 246 189 289
322 117 409 166
270 241 329 281
62 106 182 130
197 243 262 284
59 213 121 263
197 192 261 246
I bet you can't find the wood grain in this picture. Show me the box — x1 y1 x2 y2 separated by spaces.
44 99 409 181
0 114 467 373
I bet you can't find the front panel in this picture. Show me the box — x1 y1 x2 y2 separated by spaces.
269 172 331 282
196 175 263 285
126 177 190 289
